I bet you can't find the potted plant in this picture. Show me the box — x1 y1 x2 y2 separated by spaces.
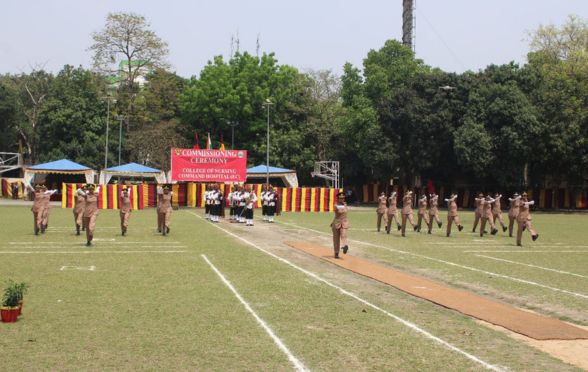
1 280 27 322
15 282 29 316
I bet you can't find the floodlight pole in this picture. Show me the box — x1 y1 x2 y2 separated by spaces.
263 99 273 185
228 121 239 150
117 115 125 166
104 96 111 169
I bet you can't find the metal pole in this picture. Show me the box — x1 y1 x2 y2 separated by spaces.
231 125 234 149
118 116 124 166
104 98 110 169
266 104 270 185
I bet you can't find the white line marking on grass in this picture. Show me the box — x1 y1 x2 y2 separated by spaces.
474 255 588 279
278 221 588 301
60 265 96 271
8 241 182 245
0 250 188 254
463 250 588 253
187 211 503 371
202 255 308 372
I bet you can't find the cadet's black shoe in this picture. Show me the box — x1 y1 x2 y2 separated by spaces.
517 242 522 247
428 230 432 234
76 224 80 235
166 227 170 234
334 253 339 259
446 232 450 237
491 228 498 235
86 241 91 247
502 226 507 232
458 225 463 232
532 234 539 241
34 226 39 235
397 224 401 231
438 222 442 228
413 225 418 232
342 245 349 254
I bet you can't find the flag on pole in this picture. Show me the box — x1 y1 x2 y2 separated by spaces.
206 133 212 150
219 133 225 150
193 132 200 149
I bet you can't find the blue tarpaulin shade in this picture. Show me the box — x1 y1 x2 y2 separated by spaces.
105 162 161 173
246 164 298 187
24 159 95 184
27 159 92 173
99 162 166 184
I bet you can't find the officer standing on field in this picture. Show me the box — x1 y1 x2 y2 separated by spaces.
158 185 173 235
376 192 388 232
74 184 87 235
83 184 100 246
386 189 401 233
445 193 464 237
516 192 539 246
427 193 442 234
508 193 521 237
120 186 132 235
401 190 417 237
416 193 429 233
331 191 349 259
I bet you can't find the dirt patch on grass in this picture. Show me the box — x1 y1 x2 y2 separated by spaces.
478 320 588 370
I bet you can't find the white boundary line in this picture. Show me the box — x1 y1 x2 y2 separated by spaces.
474 255 588 279
201 254 308 372
7 241 182 245
187 211 503 371
1 245 186 249
0 250 188 254
463 250 588 253
278 221 588 300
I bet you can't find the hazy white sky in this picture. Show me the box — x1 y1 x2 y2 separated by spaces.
1 0 586 77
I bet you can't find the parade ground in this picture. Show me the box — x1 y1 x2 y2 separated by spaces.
1 204 587 370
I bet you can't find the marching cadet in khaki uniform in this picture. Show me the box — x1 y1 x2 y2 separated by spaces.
158 185 173 236
331 192 349 258
26 183 44 235
120 186 132 236
492 193 508 232
416 194 430 233
156 185 163 232
479 195 498 237
386 190 401 233
73 185 87 235
516 192 539 246
401 190 417 237
376 192 388 232
427 193 442 234
445 193 464 237
472 192 485 233
83 184 100 246
507 193 521 237
204 185 212 220
39 185 57 233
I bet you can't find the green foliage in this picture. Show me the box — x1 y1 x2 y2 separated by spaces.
37 65 108 169
2 280 28 307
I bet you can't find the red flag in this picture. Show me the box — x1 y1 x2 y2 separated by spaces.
193 132 200 149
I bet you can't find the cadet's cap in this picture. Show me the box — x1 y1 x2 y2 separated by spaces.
337 192 345 197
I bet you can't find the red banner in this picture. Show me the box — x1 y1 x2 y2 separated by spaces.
170 148 247 182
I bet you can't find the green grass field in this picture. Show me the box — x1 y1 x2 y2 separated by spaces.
0 204 586 371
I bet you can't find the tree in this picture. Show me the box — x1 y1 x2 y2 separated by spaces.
37 65 109 169
0 76 19 152
12 69 52 164
89 12 169 130
126 119 189 172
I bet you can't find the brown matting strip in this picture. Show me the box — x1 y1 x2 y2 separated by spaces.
284 240 588 340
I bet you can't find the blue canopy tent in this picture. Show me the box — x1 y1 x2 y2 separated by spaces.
246 164 298 187
24 159 95 186
99 162 166 184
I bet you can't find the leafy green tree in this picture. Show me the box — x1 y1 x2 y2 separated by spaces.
37 65 108 169
0 76 19 152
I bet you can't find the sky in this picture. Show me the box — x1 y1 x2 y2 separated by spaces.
1 0 587 78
